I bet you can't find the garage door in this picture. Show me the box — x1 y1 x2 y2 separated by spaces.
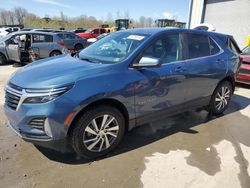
203 0 250 48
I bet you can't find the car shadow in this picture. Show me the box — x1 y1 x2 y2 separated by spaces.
35 93 250 164
236 83 250 89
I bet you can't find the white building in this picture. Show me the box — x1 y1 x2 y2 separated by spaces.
188 0 250 48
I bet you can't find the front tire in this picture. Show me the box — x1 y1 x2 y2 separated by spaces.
0 53 7 65
70 105 125 159
74 44 84 51
208 81 233 115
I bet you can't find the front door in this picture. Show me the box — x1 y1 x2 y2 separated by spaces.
5 36 20 62
132 33 188 123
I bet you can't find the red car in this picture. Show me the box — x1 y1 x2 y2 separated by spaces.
76 28 107 39
236 45 250 85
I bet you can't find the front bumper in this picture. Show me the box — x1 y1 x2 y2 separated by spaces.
3 91 77 152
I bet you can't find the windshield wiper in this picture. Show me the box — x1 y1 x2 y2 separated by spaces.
79 56 102 64
80 57 95 63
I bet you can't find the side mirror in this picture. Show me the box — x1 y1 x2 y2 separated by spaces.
133 57 161 68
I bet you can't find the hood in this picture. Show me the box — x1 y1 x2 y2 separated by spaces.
9 54 110 89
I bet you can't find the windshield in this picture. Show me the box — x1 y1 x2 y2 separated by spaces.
85 29 93 33
79 32 149 64
0 34 12 43
242 45 250 55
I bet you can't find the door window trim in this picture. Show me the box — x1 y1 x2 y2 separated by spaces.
130 32 184 68
182 32 223 61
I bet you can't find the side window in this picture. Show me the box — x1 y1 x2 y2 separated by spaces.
141 34 181 64
142 39 164 59
209 37 220 55
162 34 181 64
63 33 75 39
227 39 240 54
186 33 210 59
100 29 106 34
93 29 99 34
33 34 53 43
8 36 19 45
57 33 64 39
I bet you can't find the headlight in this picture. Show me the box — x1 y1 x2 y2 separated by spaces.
23 85 73 103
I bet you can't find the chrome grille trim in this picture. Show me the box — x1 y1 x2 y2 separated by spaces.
5 86 22 111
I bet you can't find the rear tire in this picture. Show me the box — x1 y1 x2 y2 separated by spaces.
0 53 7 65
74 44 84 51
49 51 62 57
70 105 125 159
208 81 233 115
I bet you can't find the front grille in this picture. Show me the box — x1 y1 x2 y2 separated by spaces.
238 68 250 75
28 118 46 131
5 91 21 110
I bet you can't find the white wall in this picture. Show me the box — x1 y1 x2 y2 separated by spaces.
188 0 205 29
204 0 250 48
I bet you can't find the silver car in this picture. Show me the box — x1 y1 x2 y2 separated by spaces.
56 31 87 51
0 31 67 65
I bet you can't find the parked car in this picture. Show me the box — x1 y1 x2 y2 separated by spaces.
87 33 109 46
236 45 250 85
76 28 107 39
4 28 240 159
0 28 10 37
56 32 87 51
0 31 67 65
0 27 21 37
32 29 63 33
71 28 87 34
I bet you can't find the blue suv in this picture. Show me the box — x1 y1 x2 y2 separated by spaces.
4 28 240 159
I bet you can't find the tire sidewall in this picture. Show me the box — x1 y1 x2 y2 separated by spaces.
210 81 233 115
0 54 6 65
71 105 125 159
75 44 83 51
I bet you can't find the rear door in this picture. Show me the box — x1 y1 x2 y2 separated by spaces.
183 32 227 106
58 33 75 50
5 35 20 62
31 34 54 58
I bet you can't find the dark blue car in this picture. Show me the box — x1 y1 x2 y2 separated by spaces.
4 28 240 159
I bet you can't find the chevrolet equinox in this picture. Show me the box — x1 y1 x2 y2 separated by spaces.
4 28 240 159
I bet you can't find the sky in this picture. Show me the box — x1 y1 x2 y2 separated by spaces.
0 0 190 22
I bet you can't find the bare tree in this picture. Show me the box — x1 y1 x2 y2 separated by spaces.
139 16 146 27
106 12 113 22
14 7 27 24
124 10 130 19
146 17 154 27
0 9 9 25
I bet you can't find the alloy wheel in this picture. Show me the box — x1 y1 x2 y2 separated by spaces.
83 114 119 152
215 86 231 111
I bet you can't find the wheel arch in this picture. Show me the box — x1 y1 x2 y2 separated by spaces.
67 98 130 136
0 52 7 60
218 76 235 92
49 50 62 57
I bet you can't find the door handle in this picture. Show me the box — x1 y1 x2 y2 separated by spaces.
175 66 186 72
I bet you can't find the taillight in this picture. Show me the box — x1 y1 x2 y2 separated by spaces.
239 56 243 62
57 42 65 46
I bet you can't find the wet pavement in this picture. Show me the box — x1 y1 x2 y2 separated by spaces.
0 65 250 188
